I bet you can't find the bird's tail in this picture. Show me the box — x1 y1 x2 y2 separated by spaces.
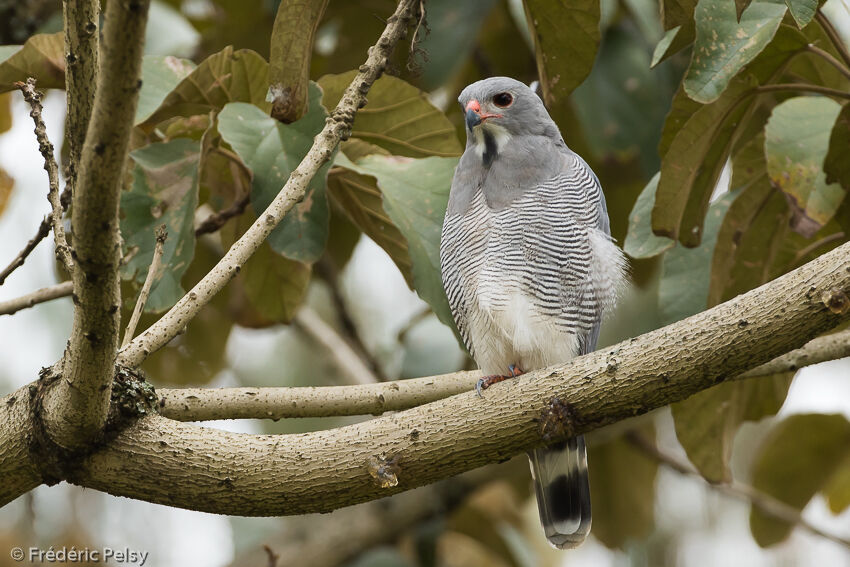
528 435 591 549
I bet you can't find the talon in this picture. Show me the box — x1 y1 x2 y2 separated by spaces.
475 379 486 398
474 365 525 397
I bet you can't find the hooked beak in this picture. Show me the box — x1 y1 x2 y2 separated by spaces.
464 99 501 130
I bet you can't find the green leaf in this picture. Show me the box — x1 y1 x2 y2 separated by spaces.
0 166 13 218
327 143 414 286
0 32 64 93
684 0 786 104
824 102 850 192
139 46 270 130
824 454 850 514
220 206 312 325
750 414 850 547
785 0 819 27
658 191 735 325
317 71 462 158
652 25 686 68
523 0 601 105
736 0 754 21
672 374 793 483
217 83 331 264
661 0 698 29
269 0 328 123
121 138 201 312
764 96 846 238
136 55 197 124
658 84 703 159
654 0 698 67
144 0 201 58
654 25 809 245
588 425 658 549
624 173 675 259
334 153 459 332
0 92 11 134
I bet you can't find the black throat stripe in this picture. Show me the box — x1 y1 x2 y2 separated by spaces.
482 130 498 168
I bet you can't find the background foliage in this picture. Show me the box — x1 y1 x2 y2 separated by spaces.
1 0 849 565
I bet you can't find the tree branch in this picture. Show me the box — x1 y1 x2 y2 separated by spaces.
294 306 380 386
121 226 167 348
116 0 423 369
0 281 74 316
38 241 849 515
16 78 74 274
755 83 850 100
817 10 850 71
40 0 152 451
804 44 850 82
194 193 250 237
0 385 43 505
0 216 50 286
155 326 850 421
625 431 850 549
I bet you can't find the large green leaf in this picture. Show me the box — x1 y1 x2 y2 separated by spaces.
139 46 270 130
750 414 850 546
327 142 414 286
661 0 698 29
334 153 458 332
0 32 64 93
624 173 675 259
217 83 331 264
589 425 658 549
653 25 809 246
136 55 197 124
121 138 201 312
269 0 328 122
785 0 819 27
0 92 10 134
764 96 845 238
523 0 601 106
684 0 786 104
823 454 850 514
318 71 462 158
824 102 850 192
658 191 735 325
653 0 698 66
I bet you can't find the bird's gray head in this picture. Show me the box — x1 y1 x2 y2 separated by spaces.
458 77 557 138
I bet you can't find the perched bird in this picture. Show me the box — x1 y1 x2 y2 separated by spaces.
439 77 627 549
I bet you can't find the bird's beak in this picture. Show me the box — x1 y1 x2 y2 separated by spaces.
464 99 501 131
465 100 482 130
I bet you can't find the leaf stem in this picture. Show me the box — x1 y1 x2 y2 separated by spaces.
754 83 850 100
805 43 850 81
816 11 850 71
121 226 167 348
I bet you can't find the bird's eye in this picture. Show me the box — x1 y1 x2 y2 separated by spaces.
493 92 513 108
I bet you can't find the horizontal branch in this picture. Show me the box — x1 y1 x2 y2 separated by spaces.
53 241 850 515
156 327 850 421
0 281 74 316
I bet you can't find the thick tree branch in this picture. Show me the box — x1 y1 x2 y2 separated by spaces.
16 78 74 274
116 0 422 368
63 0 99 192
0 385 43 505
41 242 849 515
0 281 74 316
626 431 850 548
41 0 151 450
155 327 850 421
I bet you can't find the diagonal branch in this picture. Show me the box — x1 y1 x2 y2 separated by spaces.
0 216 50 286
116 0 423 369
40 0 152 451
625 431 850 549
0 281 74 317
23 241 844 515
16 78 74 274
121 226 167 348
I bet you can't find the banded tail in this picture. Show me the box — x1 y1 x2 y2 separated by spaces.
528 435 591 549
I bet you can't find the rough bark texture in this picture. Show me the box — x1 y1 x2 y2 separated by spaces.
55 242 849 515
42 0 151 450
0 385 42 504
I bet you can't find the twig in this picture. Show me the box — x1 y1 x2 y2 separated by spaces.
0 217 50 286
755 83 850 100
396 305 432 344
625 431 850 549
805 43 850 82
817 10 850 71
738 328 850 379
262 545 278 567
195 193 250 236
117 0 422 369
0 281 74 317
294 306 380 386
315 257 388 381
121 226 167 348
15 78 74 275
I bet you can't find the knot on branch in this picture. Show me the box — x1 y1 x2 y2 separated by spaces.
536 397 579 443
822 288 849 314
367 453 400 488
109 365 158 423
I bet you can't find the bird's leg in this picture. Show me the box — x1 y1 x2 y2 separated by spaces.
475 364 524 397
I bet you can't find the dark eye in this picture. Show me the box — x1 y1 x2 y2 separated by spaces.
493 92 513 108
